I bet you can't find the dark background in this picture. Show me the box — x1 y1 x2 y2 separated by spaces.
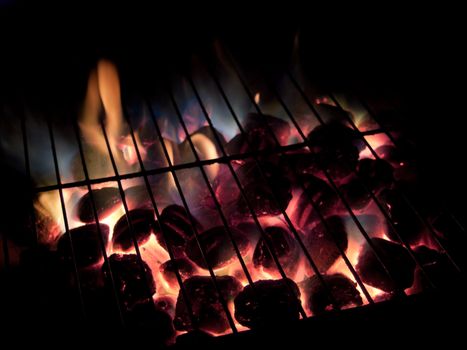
1 3 465 219
1 2 466 346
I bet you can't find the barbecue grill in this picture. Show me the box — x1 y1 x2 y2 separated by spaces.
1 3 466 348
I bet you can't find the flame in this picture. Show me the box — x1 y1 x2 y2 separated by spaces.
79 59 146 174
328 233 385 302
254 92 261 105
359 133 392 159
189 133 220 180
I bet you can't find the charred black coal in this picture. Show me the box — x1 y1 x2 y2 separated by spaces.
185 226 250 270
236 161 292 216
154 204 203 253
339 180 372 210
307 121 365 180
112 209 155 251
174 275 242 333
293 175 338 228
125 301 174 344
75 187 121 223
304 273 362 314
102 254 155 310
234 278 301 329
356 238 415 292
57 224 108 268
160 258 196 287
303 216 348 273
279 150 319 184
253 226 300 277
176 330 214 346
225 113 290 154
154 296 176 319
413 245 459 289
357 158 393 192
378 189 424 245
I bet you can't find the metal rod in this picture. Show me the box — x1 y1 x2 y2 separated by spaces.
46 119 87 321
33 130 385 194
72 120 125 326
201 66 374 304
270 75 435 289
221 48 406 296
182 70 341 313
121 101 212 331
146 94 239 333
20 109 39 246
327 94 461 273
98 118 162 314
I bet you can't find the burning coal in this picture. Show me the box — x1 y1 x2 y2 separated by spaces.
20 59 458 345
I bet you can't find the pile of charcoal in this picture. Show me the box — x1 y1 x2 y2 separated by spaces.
46 107 458 343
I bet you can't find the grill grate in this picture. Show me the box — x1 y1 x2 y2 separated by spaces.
0 41 464 341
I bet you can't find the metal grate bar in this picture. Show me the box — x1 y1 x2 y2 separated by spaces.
266 75 436 289
96 119 164 318
146 93 239 333
166 81 312 317
199 64 375 303
182 69 344 311
120 103 200 330
220 48 406 296
71 119 125 326
327 94 461 273
46 118 87 321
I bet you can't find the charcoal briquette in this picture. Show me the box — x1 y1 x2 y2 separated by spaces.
303 216 348 274
112 209 155 251
304 273 362 315
185 226 250 270
75 187 121 223
253 226 300 277
174 275 242 333
154 204 203 253
102 253 156 310
356 237 416 292
57 224 109 268
234 278 301 329
160 257 196 287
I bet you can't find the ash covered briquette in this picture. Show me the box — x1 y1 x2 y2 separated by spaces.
174 275 242 334
57 224 109 268
112 208 155 251
356 237 416 292
234 278 302 329
102 253 156 310
303 273 362 315
75 187 121 223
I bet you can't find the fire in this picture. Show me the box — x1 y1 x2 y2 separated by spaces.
79 59 146 174
254 92 261 105
189 133 220 180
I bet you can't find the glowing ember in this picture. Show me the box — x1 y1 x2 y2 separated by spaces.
28 59 447 343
